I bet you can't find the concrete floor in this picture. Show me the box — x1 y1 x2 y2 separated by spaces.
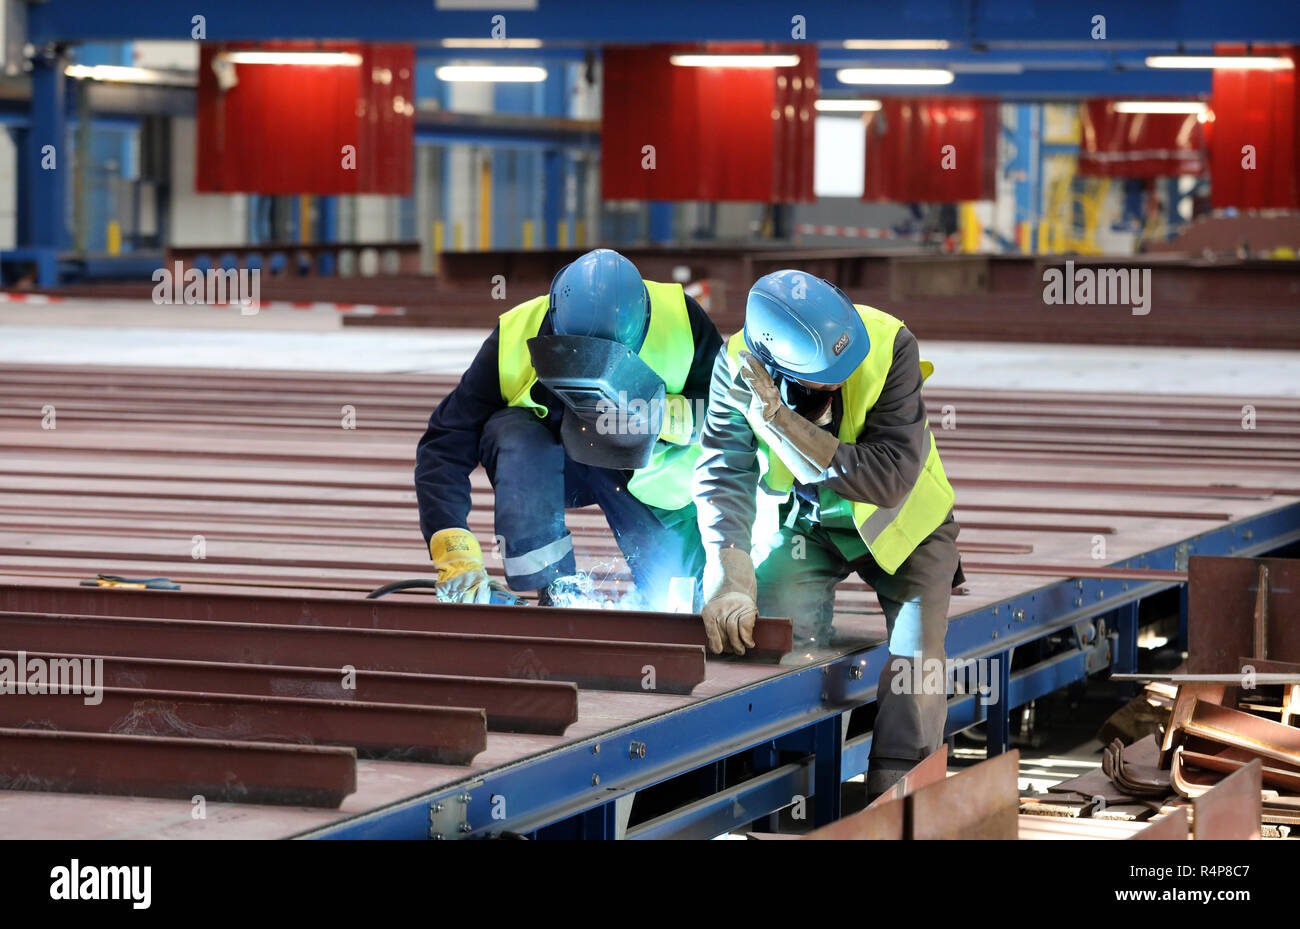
3 301 1299 396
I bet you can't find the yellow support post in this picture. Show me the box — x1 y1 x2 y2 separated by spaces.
453 221 465 251
557 220 569 248
522 220 535 249
575 220 586 248
959 202 981 253
106 221 121 256
478 159 492 251
432 220 445 274
299 195 313 244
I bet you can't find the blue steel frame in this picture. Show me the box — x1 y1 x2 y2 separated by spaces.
302 500 1300 840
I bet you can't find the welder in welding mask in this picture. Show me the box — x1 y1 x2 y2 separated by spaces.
414 248 722 608
693 269 964 799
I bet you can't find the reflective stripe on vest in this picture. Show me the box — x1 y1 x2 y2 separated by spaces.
496 280 700 511
724 305 955 574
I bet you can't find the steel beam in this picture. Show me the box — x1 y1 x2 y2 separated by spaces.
0 610 707 694
0 649 576 735
0 582 793 663
0 685 486 765
0 727 357 807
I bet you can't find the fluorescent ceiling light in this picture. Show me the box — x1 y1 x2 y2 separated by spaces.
1113 101 1207 114
1145 55 1293 70
837 67 954 85
63 64 196 86
220 51 362 65
435 65 547 82
815 98 882 112
669 54 801 68
440 38 543 48
842 40 951 50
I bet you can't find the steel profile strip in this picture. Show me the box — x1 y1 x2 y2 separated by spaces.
0 610 707 694
1181 700 1300 769
1178 747 1300 794
0 582 793 663
0 727 358 808
962 563 1187 582
0 684 486 765
0 649 577 735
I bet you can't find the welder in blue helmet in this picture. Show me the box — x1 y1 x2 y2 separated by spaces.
414 249 722 608
693 269 963 799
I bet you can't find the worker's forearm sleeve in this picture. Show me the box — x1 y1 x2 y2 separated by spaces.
414 327 508 542
693 346 760 555
817 328 929 509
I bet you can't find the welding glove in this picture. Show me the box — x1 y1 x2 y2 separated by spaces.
700 546 758 655
428 528 492 603
657 393 694 446
738 351 840 485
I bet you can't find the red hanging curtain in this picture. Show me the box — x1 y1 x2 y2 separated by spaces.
601 43 816 202
862 97 997 202
1209 44 1299 210
197 42 414 195
1077 100 1207 178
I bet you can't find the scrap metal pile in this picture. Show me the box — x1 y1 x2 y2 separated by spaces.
751 744 1258 840
1034 555 1300 837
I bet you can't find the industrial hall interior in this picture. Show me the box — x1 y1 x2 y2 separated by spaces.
2 0 1300 853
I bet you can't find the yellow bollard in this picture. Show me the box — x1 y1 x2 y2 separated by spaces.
432 220 445 273
106 221 121 256
478 160 492 251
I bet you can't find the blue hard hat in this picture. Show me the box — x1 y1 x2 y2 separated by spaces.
743 270 868 386
548 249 649 349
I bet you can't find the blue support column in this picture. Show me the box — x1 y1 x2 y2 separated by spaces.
648 201 673 244
541 67 568 249
316 197 337 275
811 716 842 827
543 149 564 248
1114 602 1140 675
986 649 1012 756
25 50 69 284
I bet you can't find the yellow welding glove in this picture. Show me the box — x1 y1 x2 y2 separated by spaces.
658 393 694 445
428 528 491 603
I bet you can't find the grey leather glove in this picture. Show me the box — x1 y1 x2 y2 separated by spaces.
701 546 758 655
738 351 840 485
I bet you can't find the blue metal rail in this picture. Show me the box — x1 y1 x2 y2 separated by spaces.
301 500 1299 840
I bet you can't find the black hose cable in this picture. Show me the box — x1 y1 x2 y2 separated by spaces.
365 579 439 600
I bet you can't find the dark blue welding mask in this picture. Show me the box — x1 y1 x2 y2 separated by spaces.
528 334 666 470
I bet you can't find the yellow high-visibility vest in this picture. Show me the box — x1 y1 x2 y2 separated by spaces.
497 280 700 511
724 305 954 573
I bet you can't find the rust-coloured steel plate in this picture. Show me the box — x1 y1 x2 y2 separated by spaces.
908 749 1020 840
1188 556 1300 674
1191 759 1262 840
